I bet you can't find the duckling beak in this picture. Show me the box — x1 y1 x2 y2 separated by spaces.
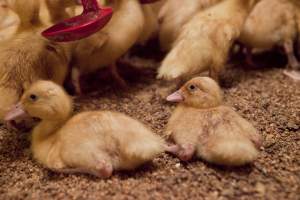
166 90 184 102
4 102 28 121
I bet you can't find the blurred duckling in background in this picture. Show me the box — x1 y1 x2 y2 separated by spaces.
158 0 258 82
71 0 145 94
165 77 262 166
44 0 79 23
158 0 221 52
5 81 165 178
239 0 300 81
137 3 160 45
0 0 72 123
0 2 19 41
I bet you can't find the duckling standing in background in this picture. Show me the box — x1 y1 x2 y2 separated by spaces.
0 2 19 41
72 0 145 94
158 0 221 52
0 0 72 123
5 81 165 178
165 77 262 166
239 0 300 81
137 3 159 45
158 0 258 82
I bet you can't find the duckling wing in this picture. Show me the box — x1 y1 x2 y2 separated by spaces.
59 111 164 171
222 106 263 148
200 106 262 147
196 106 261 166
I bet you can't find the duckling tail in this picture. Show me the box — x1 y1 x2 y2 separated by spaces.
198 136 259 166
124 133 165 162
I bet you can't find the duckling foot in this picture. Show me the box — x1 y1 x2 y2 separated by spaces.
283 70 300 82
178 144 195 161
109 63 128 89
166 144 195 161
94 161 113 178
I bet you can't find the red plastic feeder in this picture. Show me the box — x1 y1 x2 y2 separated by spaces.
42 0 113 42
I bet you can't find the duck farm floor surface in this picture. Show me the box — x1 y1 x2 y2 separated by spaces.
0 50 299 200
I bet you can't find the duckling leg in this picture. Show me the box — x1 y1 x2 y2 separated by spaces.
283 40 300 81
244 47 257 68
109 63 128 89
71 67 82 94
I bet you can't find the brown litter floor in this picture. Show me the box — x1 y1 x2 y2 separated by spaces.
0 65 299 200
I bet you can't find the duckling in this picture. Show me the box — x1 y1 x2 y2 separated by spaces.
239 0 300 81
157 0 258 82
72 0 145 93
0 0 71 122
165 77 262 166
5 80 165 178
158 0 221 52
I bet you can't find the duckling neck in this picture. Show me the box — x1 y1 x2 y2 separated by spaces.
32 114 70 143
31 116 70 166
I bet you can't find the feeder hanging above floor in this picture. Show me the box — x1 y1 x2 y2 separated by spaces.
42 0 113 42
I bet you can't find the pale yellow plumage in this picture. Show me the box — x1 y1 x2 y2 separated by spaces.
240 0 300 80
166 77 262 166
73 0 145 74
158 0 258 81
158 0 221 52
10 81 165 178
0 0 72 122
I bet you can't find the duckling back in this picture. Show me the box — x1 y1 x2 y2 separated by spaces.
58 111 165 172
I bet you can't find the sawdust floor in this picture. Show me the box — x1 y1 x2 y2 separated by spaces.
0 52 299 200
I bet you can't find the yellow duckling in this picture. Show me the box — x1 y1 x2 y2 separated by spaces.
165 77 262 166
157 0 258 82
158 0 221 52
0 0 72 123
72 0 145 93
240 0 300 81
5 81 165 178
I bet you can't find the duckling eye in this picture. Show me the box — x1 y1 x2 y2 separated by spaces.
188 85 197 91
29 94 38 101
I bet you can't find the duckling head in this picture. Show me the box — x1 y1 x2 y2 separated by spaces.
5 81 73 121
166 77 223 109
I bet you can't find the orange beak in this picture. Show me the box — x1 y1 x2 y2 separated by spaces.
4 102 28 121
166 90 184 102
